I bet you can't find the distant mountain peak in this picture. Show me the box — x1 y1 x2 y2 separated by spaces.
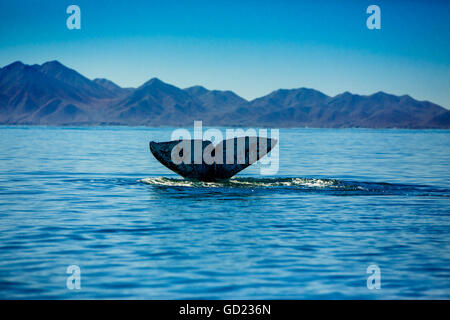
400 94 413 101
333 91 355 99
92 78 130 96
138 77 181 94
265 87 329 100
39 60 76 75
3 61 26 70
371 91 390 97
10 60 25 66
41 60 64 67
142 77 164 86
184 85 209 95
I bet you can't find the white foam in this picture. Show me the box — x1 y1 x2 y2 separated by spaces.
139 177 340 189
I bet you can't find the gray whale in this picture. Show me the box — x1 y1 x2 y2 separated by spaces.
149 137 277 182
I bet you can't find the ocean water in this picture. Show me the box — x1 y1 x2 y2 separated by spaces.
0 126 449 299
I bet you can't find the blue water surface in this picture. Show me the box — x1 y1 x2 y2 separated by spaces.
0 126 449 299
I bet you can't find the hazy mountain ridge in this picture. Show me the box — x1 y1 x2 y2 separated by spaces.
0 61 449 128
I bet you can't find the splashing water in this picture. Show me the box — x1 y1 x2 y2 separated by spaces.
139 176 449 197
141 176 338 188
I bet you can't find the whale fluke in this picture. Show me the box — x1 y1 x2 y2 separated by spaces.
149 137 277 182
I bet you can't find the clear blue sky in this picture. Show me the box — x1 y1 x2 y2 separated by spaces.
0 0 449 107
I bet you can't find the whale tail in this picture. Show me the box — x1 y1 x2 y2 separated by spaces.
149 137 277 182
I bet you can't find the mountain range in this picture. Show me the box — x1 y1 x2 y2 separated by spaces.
0 60 448 128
